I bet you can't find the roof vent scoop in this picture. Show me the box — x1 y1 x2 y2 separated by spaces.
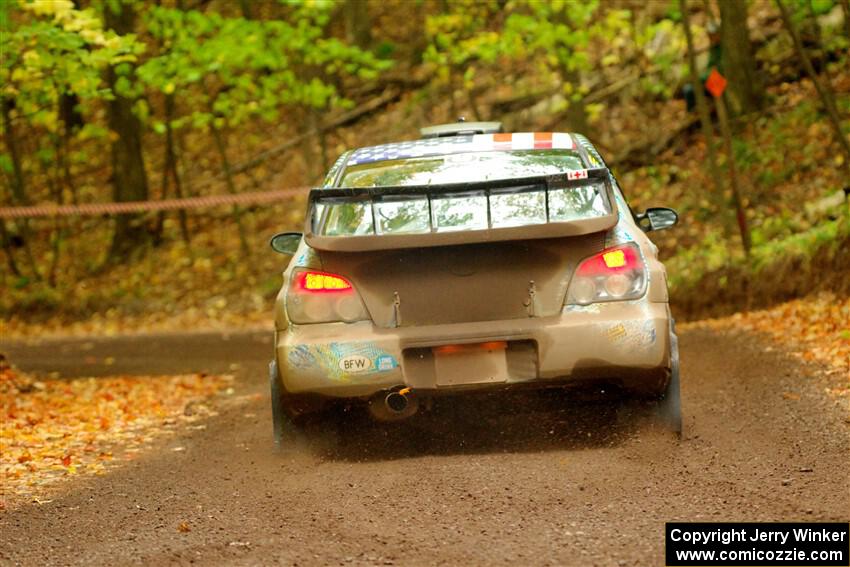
419 121 503 139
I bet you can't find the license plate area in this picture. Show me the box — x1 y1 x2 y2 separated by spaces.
433 341 509 386
402 340 537 388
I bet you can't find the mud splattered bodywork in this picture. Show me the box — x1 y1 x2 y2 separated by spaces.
271 129 677 421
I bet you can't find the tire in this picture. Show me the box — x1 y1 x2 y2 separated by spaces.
656 324 683 438
269 361 301 451
269 360 340 453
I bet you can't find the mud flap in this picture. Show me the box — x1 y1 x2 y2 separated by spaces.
655 322 683 438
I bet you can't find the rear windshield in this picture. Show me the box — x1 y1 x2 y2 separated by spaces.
338 149 586 188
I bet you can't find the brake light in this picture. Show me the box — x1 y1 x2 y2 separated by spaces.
575 245 641 276
567 243 647 305
287 269 369 324
297 271 353 292
603 250 626 268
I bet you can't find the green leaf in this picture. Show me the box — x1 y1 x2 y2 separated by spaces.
0 153 13 174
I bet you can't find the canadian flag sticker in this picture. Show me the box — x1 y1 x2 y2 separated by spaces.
568 169 588 180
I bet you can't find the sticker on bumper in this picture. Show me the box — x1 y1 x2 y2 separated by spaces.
339 354 372 373
375 355 397 371
606 320 657 349
287 342 398 381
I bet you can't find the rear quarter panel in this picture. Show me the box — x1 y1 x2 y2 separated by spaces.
604 188 669 303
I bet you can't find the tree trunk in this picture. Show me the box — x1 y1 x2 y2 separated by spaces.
210 126 250 256
46 132 74 288
165 94 192 247
154 93 191 247
840 0 850 39
409 0 428 65
776 0 850 171
1 99 27 206
561 67 588 135
0 219 22 278
59 93 84 134
466 89 483 122
343 0 372 49
1 98 42 280
804 0 822 47
103 2 150 261
43 144 64 288
718 0 764 115
238 0 253 19
680 0 727 232
311 109 329 176
556 9 589 135
62 0 85 135
715 95 751 255
301 108 321 183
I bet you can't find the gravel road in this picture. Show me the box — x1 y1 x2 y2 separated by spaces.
1 328 848 566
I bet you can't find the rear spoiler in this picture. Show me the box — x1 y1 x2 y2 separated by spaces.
304 167 618 252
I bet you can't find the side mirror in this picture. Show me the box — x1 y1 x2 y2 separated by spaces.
270 232 303 255
637 207 678 232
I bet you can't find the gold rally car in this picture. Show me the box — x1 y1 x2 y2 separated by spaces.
269 122 681 448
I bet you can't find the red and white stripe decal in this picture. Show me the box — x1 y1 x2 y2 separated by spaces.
472 132 576 151
492 132 514 150
534 132 553 149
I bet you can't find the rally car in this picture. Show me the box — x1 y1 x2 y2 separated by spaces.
268 121 682 447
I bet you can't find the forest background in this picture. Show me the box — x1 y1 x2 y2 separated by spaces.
1 0 849 337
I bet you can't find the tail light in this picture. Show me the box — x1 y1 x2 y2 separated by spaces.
286 269 369 324
566 243 647 305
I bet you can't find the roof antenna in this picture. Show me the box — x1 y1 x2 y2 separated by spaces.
457 116 466 122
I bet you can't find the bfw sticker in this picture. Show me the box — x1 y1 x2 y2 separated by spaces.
339 355 372 373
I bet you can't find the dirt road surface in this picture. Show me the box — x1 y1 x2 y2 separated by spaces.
1 328 848 566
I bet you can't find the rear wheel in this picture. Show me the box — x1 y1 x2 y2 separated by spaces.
270 361 300 451
655 324 682 437
269 361 341 453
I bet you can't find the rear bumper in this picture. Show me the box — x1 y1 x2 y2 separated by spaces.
275 300 671 399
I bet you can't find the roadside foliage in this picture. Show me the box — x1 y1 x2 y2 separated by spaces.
0 363 232 505
684 293 850 394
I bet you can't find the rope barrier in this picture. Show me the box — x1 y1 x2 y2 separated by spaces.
0 187 309 219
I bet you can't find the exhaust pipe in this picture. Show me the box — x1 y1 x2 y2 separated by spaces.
369 387 418 421
385 391 409 413
384 392 409 413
